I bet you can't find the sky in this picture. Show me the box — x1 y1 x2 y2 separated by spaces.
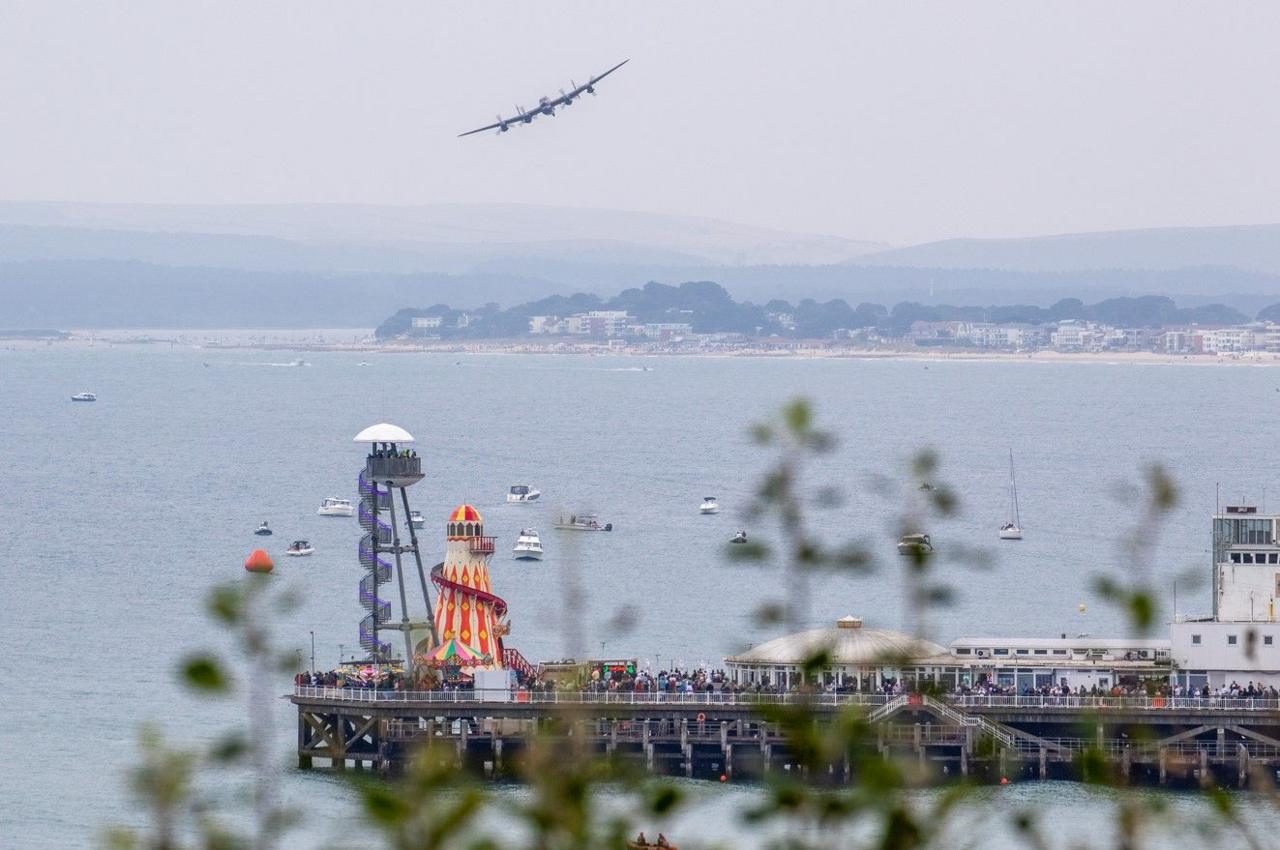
1 1 1278 245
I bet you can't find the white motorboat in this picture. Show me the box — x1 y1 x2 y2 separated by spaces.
999 449 1024 540
254 522 273 536
897 533 932 555
286 540 315 557
554 513 613 532
507 484 541 503
730 530 748 544
70 391 97 402
512 528 544 560
317 497 354 517
409 510 425 529
699 496 720 515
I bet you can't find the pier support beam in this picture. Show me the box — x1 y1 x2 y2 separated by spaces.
1238 743 1249 789
1159 747 1167 785
1039 746 1047 780
1199 748 1210 788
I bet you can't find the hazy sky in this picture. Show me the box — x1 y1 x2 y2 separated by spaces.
2 2 1278 244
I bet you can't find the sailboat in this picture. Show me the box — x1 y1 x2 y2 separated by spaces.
999 450 1023 540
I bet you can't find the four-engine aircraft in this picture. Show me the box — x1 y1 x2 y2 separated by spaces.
458 59 629 138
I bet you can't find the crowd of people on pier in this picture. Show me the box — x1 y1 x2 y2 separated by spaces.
951 677 1280 700
296 669 409 690
295 666 1280 703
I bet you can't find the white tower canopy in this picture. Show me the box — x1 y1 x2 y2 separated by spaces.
353 423 416 444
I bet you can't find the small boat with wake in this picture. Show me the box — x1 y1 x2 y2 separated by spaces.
286 540 314 557
254 521 273 536
555 513 612 532
507 484 541 503
409 510 425 529
71 391 97 402
699 496 720 515
897 533 932 555
730 530 748 544
318 497 354 517
513 528 544 560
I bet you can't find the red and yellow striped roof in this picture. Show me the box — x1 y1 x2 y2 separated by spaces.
449 504 483 523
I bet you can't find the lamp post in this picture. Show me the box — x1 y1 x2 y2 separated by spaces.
339 643 345 666
309 630 315 672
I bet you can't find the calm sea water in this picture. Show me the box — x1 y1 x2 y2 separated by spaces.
4 346 1279 848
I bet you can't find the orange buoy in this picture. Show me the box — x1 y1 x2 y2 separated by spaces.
719 774 727 783
244 549 274 573
999 777 1009 785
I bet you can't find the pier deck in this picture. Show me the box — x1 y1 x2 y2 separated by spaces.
292 688 1280 787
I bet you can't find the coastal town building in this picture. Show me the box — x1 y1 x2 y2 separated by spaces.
1170 505 1280 689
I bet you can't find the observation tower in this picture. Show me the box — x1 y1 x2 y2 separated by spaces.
431 505 509 671
353 423 438 667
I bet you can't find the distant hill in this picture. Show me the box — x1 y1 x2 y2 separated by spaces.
0 260 559 329
853 224 1280 274
0 202 886 268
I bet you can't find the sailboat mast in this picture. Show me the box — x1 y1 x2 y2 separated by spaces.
1009 449 1021 527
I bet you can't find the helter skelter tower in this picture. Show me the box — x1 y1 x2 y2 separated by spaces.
431 505 509 671
353 423 439 666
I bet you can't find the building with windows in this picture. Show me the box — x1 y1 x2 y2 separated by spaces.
723 617 1169 693
1170 505 1280 689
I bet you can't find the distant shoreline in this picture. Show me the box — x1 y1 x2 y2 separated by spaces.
6 328 1280 366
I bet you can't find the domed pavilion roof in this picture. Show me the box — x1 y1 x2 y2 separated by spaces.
725 617 947 667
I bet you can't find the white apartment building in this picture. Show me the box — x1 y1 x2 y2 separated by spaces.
411 316 443 329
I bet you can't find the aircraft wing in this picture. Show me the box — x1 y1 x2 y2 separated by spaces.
455 120 504 138
458 116 518 138
589 59 629 85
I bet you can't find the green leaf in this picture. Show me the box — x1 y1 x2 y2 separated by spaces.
361 785 411 825
180 655 229 692
783 398 812 434
647 783 682 815
206 585 243 625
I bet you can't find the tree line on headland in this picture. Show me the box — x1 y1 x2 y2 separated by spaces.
376 281 1265 340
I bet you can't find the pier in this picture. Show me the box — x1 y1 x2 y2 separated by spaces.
292 688 1280 788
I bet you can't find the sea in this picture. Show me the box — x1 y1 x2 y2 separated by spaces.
4 344 1280 848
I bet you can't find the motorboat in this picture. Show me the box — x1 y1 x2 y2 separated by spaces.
699 496 720 515
254 522 273 536
70 392 97 402
897 533 932 555
512 528 544 560
555 514 613 532
918 482 935 491
409 510 425 529
999 449 1024 540
285 540 314 557
730 530 748 544
507 484 541 503
317 497 354 517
